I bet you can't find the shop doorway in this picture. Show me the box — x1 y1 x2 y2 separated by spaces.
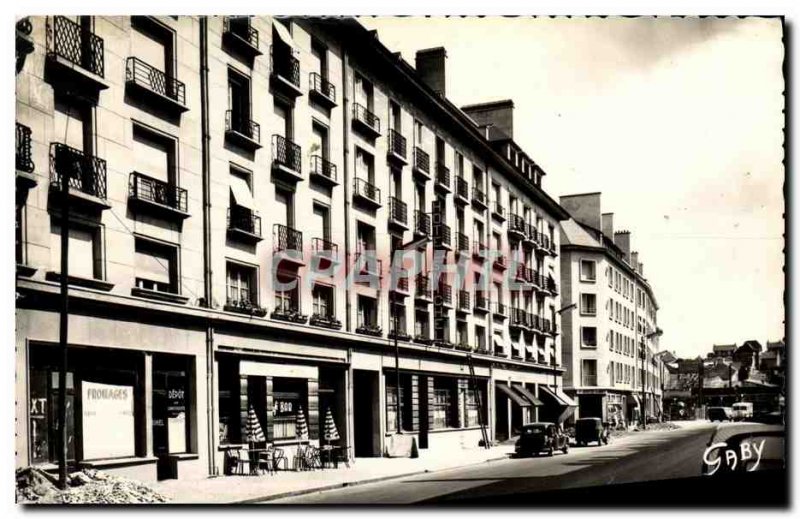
579 394 603 420
353 370 379 457
494 388 509 442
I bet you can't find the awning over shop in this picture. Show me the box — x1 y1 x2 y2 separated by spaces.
628 394 641 408
513 385 543 406
497 383 530 407
272 20 296 49
539 386 578 408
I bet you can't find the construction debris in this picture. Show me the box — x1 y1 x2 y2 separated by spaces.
16 466 168 504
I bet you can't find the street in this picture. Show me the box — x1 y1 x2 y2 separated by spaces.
272 423 717 504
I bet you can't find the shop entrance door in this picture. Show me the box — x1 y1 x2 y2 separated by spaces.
353 370 379 457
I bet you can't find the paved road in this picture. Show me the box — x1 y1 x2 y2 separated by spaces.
273 423 717 504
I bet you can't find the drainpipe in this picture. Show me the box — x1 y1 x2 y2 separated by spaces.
199 15 216 476
341 48 352 331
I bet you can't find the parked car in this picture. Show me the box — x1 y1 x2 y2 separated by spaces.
515 422 569 457
574 417 610 446
707 406 733 422
731 402 754 421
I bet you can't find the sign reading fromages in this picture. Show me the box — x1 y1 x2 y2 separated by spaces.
82 381 135 460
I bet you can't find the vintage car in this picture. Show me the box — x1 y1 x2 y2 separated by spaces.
574 417 610 446
515 422 569 457
707 406 733 422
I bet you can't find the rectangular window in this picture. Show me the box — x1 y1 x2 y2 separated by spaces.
273 98 292 140
581 326 598 348
464 387 484 427
54 95 92 154
310 38 327 79
272 378 308 440
389 100 401 131
456 321 468 347
228 69 252 134
415 309 430 338
455 152 464 177
609 331 615 351
414 120 423 147
311 121 329 161
432 380 456 429
311 284 334 318
311 202 331 243
580 293 597 316
275 270 300 312
133 124 176 184
357 295 378 328
475 325 486 351
581 359 598 387
580 259 596 282
50 221 102 280
226 261 256 306
132 16 174 78
355 147 375 183
354 72 373 109
134 237 178 293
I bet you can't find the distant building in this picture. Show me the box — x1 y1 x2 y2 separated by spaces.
712 344 737 358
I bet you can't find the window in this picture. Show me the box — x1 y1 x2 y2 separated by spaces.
311 284 334 318
580 293 597 316
435 137 445 165
354 72 373 110
275 270 299 312
492 183 501 206
355 147 374 183
607 267 613 287
50 221 102 280
581 359 598 387
134 237 178 293
311 121 329 161
226 261 257 306
389 100 401 131
432 379 456 429
133 124 176 187
273 98 292 140
580 259 596 282
473 166 484 192
357 295 378 328
456 321 468 346
455 152 464 177
581 326 598 348
228 69 252 135
132 16 175 80
310 38 328 79
475 325 486 351
152 354 192 455
54 95 93 154
415 309 430 339
356 221 376 255
272 378 308 440
414 120 423 147
464 387 484 427
311 202 331 244
492 231 502 251
609 331 615 351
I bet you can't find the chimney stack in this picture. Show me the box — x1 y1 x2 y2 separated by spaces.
416 47 447 97
638 262 644 276
601 213 614 237
631 251 639 272
614 231 631 263
460 99 514 141
560 193 602 231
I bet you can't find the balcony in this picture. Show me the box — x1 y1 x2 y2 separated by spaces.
272 134 302 181
492 201 506 221
474 294 489 313
457 290 471 313
415 274 432 302
311 237 339 267
455 340 472 352
309 313 343 330
435 163 451 192
16 123 36 188
352 103 381 138
493 254 507 271
387 129 407 164
227 206 262 243
125 57 187 115
269 45 302 97
529 314 542 333
271 307 309 324
49 143 109 211
225 110 261 151
435 282 453 307
473 240 488 261
354 252 382 280
524 224 539 247
508 214 526 240
514 264 532 284
222 17 261 59
388 327 412 342
472 186 488 210
45 16 107 92
413 147 431 180
128 172 189 220
456 232 470 256
224 297 267 318
273 224 304 266
388 196 408 229
433 223 451 250
510 308 529 330
309 155 337 186
356 323 383 337
493 302 508 318
353 178 381 208
302 72 336 109
390 269 410 295
452 179 470 209
414 210 431 237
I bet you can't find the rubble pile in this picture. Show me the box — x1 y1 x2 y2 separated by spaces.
17 467 168 504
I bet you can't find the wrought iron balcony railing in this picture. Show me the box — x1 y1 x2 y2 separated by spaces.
472 186 487 206
227 205 261 237
270 44 300 87
455 176 469 200
272 134 302 174
435 282 452 306
509 214 526 236
511 308 529 328
391 268 410 293
312 237 338 261
388 129 406 159
492 201 505 218
416 274 432 299
494 255 507 270
353 177 381 205
273 223 303 253
225 110 260 143
458 290 471 312
434 223 451 248
414 210 431 236
223 16 259 49
353 103 380 134
473 240 488 259
129 172 187 212
389 196 408 226
456 232 470 253
309 72 335 102
414 147 430 174
16 123 34 173
49 143 107 199
310 155 336 182
126 57 186 105
474 293 489 311
436 162 450 189
47 15 104 77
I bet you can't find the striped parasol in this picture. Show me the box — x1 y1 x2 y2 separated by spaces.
323 407 340 442
246 405 266 443
295 405 309 441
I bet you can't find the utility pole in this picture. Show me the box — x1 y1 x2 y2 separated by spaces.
57 154 71 489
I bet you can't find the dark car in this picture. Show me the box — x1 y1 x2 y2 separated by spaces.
575 417 610 446
515 422 569 457
707 406 732 422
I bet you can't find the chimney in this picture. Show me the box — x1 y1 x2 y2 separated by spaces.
631 251 639 272
638 262 644 276
460 99 514 140
560 192 602 231
614 231 631 263
601 213 614 237
415 47 447 97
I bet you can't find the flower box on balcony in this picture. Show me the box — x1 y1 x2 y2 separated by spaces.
388 330 412 342
309 313 342 330
413 335 433 345
224 299 267 317
271 309 308 324
356 325 383 337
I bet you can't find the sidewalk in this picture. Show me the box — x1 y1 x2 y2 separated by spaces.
156 444 515 504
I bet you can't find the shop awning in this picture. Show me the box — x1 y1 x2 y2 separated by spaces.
513 385 543 406
556 388 577 407
230 174 255 209
497 383 530 407
539 386 577 408
629 394 641 408
272 20 296 49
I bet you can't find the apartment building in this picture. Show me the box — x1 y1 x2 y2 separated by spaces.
15 15 571 482
558 193 662 425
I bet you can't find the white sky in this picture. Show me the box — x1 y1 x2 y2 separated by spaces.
360 16 785 359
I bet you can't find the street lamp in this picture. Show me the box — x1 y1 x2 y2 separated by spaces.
640 328 663 429
391 235 430 434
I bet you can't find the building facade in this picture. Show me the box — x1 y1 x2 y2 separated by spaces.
15 16 573 481
558 193 662 425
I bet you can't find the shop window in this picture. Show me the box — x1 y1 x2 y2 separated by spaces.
272 378 308 441
432 378 457 429
385 374 412 432
152 354 192 455
134 237 178 293
464 387 484 427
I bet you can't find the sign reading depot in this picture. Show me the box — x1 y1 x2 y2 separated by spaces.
82 381 135 460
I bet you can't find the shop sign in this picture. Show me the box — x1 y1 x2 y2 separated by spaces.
82 381 135 460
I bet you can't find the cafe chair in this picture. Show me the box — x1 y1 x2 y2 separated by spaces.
272 447 288 471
